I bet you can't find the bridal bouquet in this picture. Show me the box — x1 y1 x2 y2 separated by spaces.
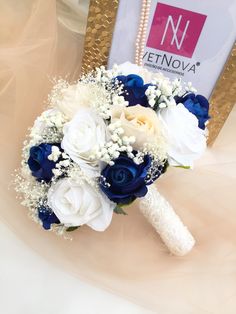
15 62 210 256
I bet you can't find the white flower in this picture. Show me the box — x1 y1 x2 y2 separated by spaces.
158 80 173 96
112 94 128 107
116 62 170 85
28 109 67 145
116 62 141 74
56 82 107 119
31 109 64 135
185 82 197 94
158 104 207 167
47 146 61 162
47 178 115 231
61 109 108 175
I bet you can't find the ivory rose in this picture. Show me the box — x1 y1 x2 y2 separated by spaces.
56 82 106 119
111 104 166 153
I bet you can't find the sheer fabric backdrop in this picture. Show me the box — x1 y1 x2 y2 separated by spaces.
0 1 236 313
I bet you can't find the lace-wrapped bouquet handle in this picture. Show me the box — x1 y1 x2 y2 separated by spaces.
15 62 209 256
139 185 195 256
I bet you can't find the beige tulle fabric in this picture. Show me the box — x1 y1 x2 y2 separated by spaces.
57 0 90 34
1 1 236 312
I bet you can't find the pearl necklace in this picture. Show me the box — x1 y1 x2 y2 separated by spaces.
135 0 151 66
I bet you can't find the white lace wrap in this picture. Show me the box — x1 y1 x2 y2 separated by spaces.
139 185 195 256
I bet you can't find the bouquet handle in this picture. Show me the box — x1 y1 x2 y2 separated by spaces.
139 185 195 256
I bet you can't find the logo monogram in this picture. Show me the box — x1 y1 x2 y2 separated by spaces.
161 15 190 50
147 3 207 58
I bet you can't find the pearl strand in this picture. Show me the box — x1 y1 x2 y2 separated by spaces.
135 0 151 66
135 0 146 66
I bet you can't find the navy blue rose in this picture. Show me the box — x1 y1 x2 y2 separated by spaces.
116 74 151 107
176 93 210 130
100 153 152 205
38 206 60 230
28 143 60 182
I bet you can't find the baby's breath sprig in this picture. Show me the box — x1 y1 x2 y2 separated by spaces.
14 165 50 214
48 78 69 107
96 120 136 165
145 75 197 111
74 67 127 121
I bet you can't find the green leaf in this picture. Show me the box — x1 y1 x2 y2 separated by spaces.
114 206 128 215
175 165 191 169
66 226 79 232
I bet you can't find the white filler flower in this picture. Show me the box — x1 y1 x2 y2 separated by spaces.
158 103 207 167
47 177 115 231
61 108 108 175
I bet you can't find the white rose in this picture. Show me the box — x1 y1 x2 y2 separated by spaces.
116 62 168 84
111 104 167 159
47 178 115 231
56 82 106 119
61 109 108 175
116 62 142 76
158 103 207 167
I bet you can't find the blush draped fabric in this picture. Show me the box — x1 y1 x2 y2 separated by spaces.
0 1 236 313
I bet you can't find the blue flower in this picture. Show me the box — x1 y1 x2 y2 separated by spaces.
116 74 151 107
176 93 210 130
28 143 60 182
38 206 60 230
100 153 152 205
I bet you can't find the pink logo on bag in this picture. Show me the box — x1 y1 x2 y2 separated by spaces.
147 3 207 58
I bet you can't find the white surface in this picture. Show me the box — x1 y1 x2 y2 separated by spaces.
0 221 154 314
108 0 236 98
